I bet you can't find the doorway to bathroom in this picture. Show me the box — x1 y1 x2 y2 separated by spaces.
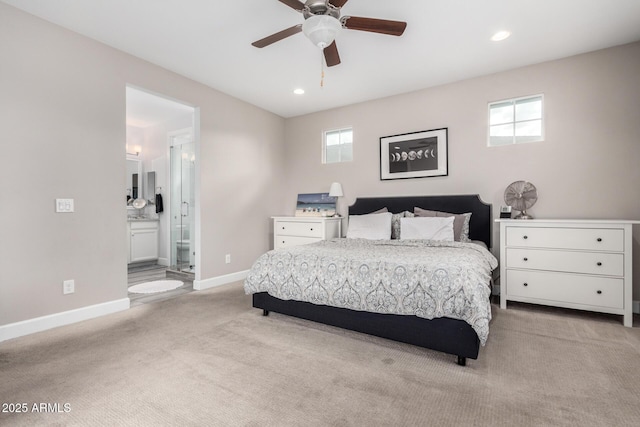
125 85 200 297
169 130 196 274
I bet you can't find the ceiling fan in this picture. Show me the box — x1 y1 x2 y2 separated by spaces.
252 0 407 67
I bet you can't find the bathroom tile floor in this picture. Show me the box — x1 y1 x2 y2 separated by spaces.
127 263 194 307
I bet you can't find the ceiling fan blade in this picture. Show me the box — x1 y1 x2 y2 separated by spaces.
342 16 407 36
251 24 302 48
323 41 341 67
328 0 350 7
278 0 305 12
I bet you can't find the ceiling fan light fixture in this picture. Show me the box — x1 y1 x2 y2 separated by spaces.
302 14 342 48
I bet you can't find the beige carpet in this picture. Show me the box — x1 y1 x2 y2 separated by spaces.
1 283 639 426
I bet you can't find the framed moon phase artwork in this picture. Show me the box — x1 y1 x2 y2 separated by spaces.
380 128 448 180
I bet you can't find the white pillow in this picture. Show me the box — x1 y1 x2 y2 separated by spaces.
346 212 393 240
400 216 455 241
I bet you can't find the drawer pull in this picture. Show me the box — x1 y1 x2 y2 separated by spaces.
523 257 528 262
310 228 314 231
597 290 602 294
523 283 528 287
523 235 528 240
597 238 602 242
597 262 602 266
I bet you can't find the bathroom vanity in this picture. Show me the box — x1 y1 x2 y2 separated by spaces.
127 219 159 263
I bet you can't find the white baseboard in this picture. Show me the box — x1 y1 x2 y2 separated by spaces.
0 298 130 343
194 269 249 291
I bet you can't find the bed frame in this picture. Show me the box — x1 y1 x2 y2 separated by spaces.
252 194 492 366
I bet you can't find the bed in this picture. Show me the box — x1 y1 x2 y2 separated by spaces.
244 194 496 365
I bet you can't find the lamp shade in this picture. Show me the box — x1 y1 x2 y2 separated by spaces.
329 182 343 197
302 15 342 48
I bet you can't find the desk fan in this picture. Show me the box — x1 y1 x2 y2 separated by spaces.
504 181 537 219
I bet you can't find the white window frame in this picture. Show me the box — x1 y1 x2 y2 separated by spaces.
488 94 544 146
322 127 353 164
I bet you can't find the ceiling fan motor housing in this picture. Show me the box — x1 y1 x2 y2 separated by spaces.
303 1 341 20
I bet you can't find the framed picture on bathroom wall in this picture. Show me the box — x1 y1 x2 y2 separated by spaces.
380 128 448 180
295 193 336 217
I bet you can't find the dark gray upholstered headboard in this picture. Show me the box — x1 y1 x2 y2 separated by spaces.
348 194 492 248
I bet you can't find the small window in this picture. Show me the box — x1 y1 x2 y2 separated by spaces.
488 95 544 146
323 127 353 163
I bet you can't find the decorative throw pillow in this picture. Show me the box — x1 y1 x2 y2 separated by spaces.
413 207 472 242
413 207 439 218
390 211 415 239
457 213 472 242
370 207 389 214
346 212 393 240
358 207 404 239
400 216 455 241
391 212 404 239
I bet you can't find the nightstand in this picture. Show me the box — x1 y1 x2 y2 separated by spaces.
496 219 638 327
272 216 342 249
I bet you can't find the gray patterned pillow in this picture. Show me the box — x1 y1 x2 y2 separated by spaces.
391 211 414 239
391 213 402 239
458 213 472 242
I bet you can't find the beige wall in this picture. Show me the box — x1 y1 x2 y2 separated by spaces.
1 1 638 329
0 3 287 326
283 42 640 298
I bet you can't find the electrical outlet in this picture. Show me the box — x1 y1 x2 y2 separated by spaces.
63 279 75 294
225 254 231 264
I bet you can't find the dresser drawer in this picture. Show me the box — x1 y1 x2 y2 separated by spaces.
275 221 323 238
506 248 624 276
506 270 623 309
505 227 624 251
275 236 321 249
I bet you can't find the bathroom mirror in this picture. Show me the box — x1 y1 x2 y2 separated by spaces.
145 171 156 202
126 158 142 206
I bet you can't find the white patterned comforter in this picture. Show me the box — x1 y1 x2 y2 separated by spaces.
244 238 498 345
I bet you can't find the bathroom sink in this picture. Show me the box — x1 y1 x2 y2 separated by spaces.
132 198 147 209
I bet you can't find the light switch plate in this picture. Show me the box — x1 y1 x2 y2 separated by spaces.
56 199 74 213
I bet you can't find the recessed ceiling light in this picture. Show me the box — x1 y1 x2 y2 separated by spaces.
491 30 511 42
293 88 305 95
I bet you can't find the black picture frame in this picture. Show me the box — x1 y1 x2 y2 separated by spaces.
380 128 448 180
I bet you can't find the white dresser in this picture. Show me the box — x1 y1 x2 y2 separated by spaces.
272 216 342 249
496 219 638 327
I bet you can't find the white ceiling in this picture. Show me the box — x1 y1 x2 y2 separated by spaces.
4 0 640 118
